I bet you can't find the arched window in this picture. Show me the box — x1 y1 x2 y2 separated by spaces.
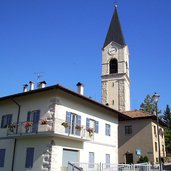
110 59 118 74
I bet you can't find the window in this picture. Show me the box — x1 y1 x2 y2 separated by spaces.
105 124 111 136
1 114 12 128
155 142 158 152
65 112 81 136
89 152 94 168
27 110 40 133
105 154 110 168
154 126 157 135
86 118 99 133
0 149 5 167
110 59 118 74
25 148 34 168
125 125 132 135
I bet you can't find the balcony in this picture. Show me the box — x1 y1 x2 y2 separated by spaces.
6 119 94 141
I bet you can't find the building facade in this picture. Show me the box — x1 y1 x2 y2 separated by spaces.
118 110 166 164
0 83 125 171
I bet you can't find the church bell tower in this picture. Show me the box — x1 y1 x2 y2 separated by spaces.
101 5 130 112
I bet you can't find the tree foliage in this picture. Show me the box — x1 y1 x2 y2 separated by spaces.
162 105 171 155
163 105 171 129
140 94 161 114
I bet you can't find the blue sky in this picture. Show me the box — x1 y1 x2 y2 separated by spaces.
0 0 171 113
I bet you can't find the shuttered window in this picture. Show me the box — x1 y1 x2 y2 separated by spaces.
106 154 110 168
86 118 99 133
105 124 111 136
25 147 34 168
89 152 94 168
1 114 12 128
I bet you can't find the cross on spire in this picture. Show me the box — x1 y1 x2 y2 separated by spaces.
114 0 118 8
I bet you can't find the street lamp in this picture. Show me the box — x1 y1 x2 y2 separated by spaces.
152 92 161 171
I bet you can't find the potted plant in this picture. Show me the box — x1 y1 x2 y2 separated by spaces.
86 128 94 137
61 122 69 128
75 125 82 130
24 121 33 132
40 118 48 125
8 123 16 132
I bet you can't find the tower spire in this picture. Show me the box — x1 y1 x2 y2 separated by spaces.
103 4 125 48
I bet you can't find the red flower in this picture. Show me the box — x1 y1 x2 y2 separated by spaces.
24 121 33 128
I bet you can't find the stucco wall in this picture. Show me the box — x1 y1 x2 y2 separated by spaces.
118 119 153 163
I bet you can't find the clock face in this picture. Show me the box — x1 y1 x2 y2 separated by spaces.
108 46 117 55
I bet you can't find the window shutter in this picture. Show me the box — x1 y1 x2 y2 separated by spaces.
33 110 40 123
95 121 99 133
86 118 90 129
66 112 71 123
89 152 94 168
65 112 71 133
77 115 81 126
27 111 31 121
0 149 5 167
25 148 34 168
1 116 5 128
76 115 81 136
106 154 110 168
7 114 12 126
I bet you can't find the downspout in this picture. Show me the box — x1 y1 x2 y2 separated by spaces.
11 99 21 171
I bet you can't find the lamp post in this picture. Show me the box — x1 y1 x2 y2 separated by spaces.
152 92 162 171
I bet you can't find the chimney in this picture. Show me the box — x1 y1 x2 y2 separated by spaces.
23 84 28 92
38 81 46 89
76 82 84 95
29 81 34 91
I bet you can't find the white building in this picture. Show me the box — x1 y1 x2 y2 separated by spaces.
0 82 127 171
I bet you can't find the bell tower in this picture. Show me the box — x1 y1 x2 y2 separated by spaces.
101 5 130 112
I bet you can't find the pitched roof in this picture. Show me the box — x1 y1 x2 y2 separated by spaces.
0 83 129 121
123 110 153 119
103 6 126 48
123 110 167 127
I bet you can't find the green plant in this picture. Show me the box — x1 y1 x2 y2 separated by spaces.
75 125 82 130
86 128 94 137
8 123 16 132
137 156 149 163
61 122 69 128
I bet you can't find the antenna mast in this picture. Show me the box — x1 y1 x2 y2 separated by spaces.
34 72 44 86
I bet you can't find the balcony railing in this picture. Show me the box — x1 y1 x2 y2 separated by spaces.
7 119 94 141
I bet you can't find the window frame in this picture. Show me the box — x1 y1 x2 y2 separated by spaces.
125 125 132 135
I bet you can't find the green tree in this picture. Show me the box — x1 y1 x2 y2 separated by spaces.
163 105 171 129
140 94 161 114
137 156 149 163
162 105 171 156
